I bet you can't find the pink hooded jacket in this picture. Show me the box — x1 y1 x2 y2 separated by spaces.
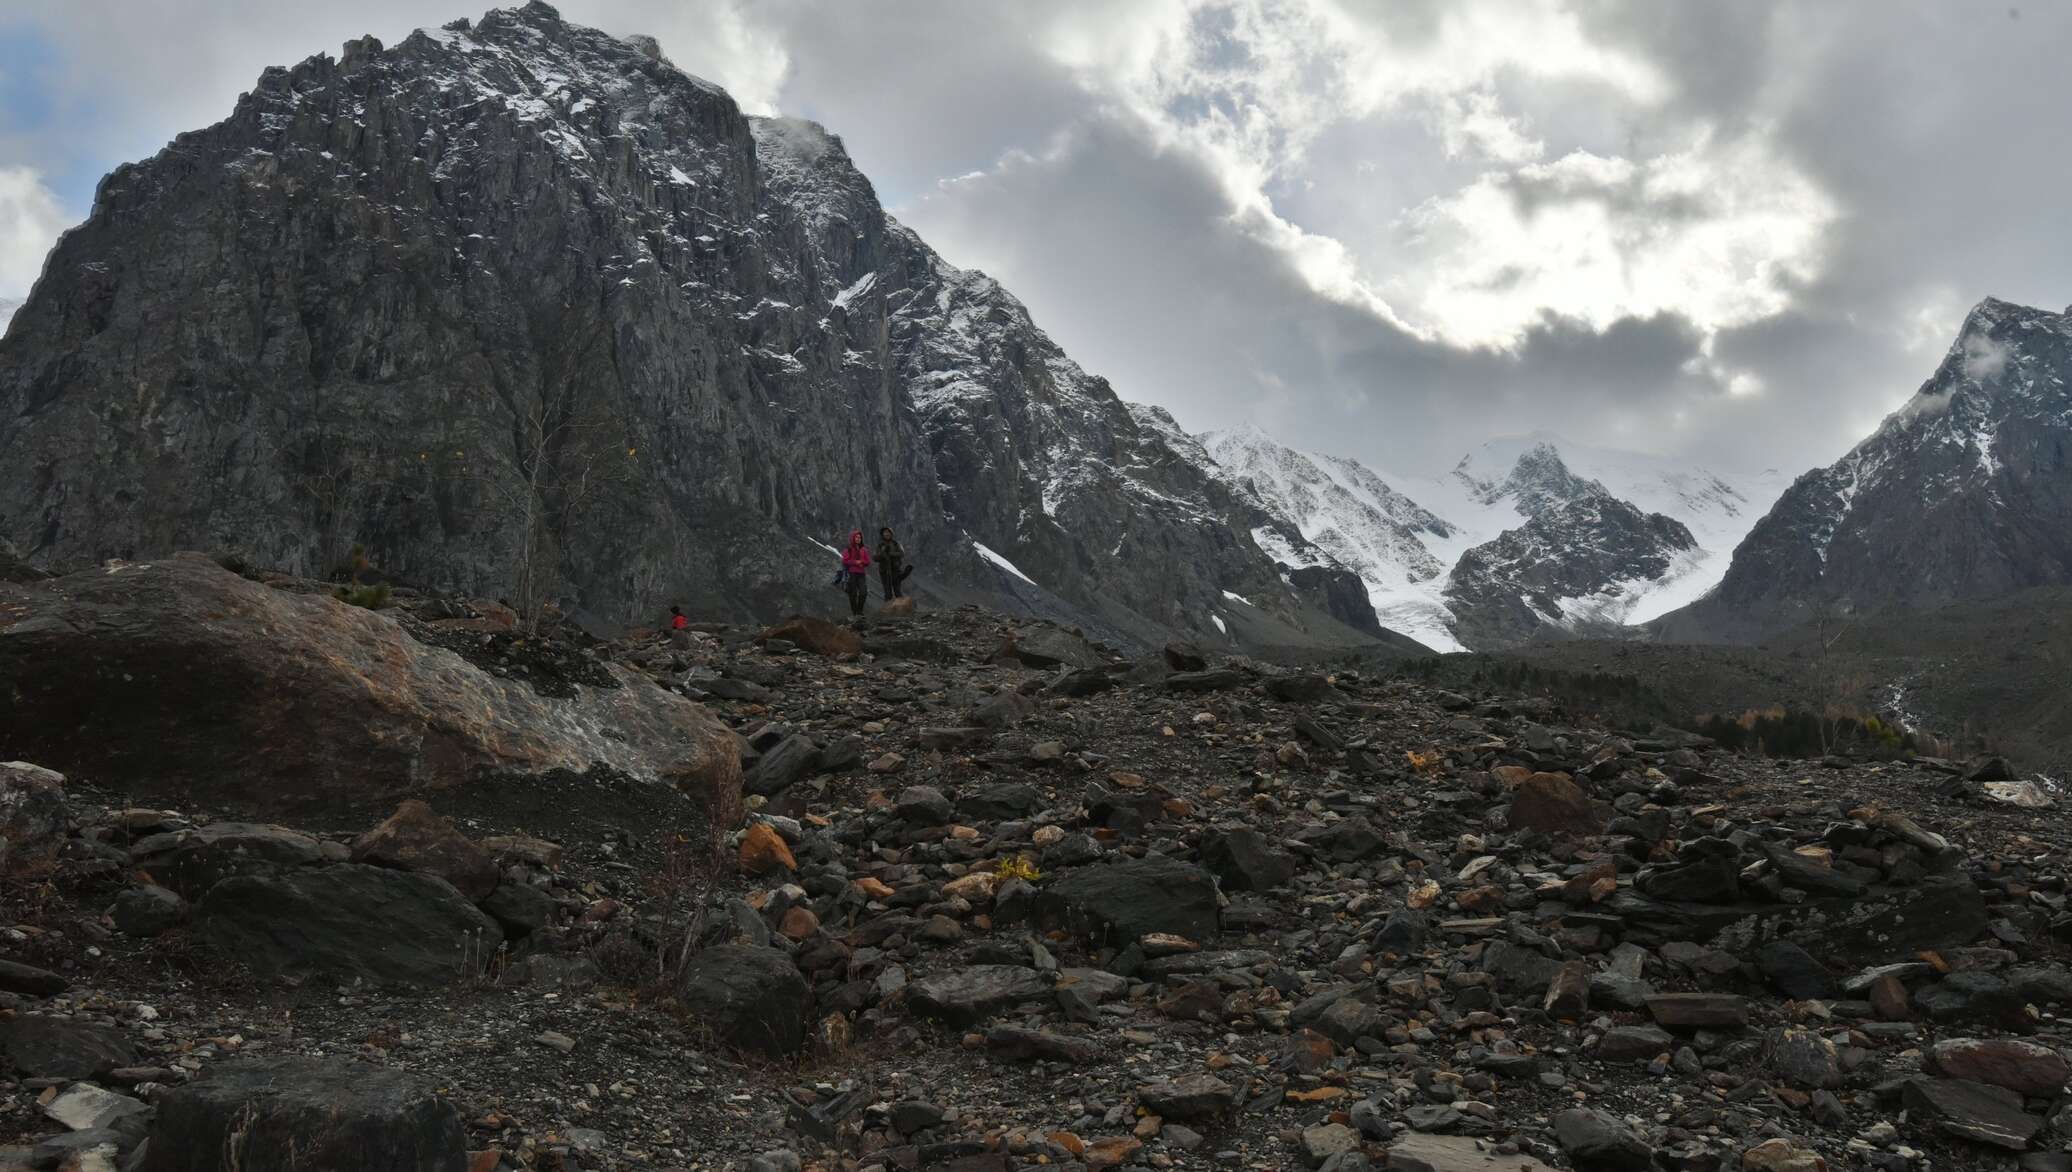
840 531 872 574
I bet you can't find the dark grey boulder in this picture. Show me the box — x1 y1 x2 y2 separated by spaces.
110 884 187 937
1199 827 1297 891
745 735 821 798
139 1055 465 1171
0 1015 138 1079
1552 1108 1652 1170
479 881 558 938
1038 855 1219 945
1756 940 1837 1000
196 864 501 986
677 944 812 1057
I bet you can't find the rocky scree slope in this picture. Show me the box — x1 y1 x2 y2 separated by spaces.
0 2 1358 652
6 575 2072 1170
1662 296 2072 643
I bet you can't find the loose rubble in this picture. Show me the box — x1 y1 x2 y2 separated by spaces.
5 580 2072 1172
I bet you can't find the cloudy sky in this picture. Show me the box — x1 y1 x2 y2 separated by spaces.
3 1 2069 476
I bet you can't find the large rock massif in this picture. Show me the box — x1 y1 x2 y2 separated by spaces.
0 552 739 813
5 579 2072 1170
1663 297 2072 642
0 3 1375 654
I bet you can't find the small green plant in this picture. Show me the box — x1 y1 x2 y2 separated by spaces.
334 582 392 610
993 855 1042 882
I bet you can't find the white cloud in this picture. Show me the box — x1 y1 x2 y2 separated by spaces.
0 166 70 301
1396 131 1834 346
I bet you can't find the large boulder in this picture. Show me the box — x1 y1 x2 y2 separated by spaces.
130 822 327 897
0 1016 138 1079
676 945 813 1057
0 760 67 872
197 864 502 985
1797 875 1989 964
1038 855 1219 945
351 801 499 901
0 555 740 814
140 1055 466 1171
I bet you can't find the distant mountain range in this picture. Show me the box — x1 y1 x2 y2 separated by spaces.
1197 426 1780 651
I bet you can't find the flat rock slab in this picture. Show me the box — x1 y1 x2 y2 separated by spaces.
908 966 1053 1027
1928 1037 2071 1096
197 864 501 986
139 1055 466 1171
0 1016 138 1079
1387 1134 1555 1172
1903 1076 2043 1150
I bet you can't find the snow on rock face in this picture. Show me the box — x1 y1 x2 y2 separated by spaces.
1195 426 1766 651
1661 296 2072 643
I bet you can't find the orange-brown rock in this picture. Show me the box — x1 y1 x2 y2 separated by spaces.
739 823 797 874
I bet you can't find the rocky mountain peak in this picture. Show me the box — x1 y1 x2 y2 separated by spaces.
0 4 1386 655
1660 295 2072 642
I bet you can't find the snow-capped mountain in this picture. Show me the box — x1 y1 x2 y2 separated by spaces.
1660 296 2072 642
1199 427 1781 651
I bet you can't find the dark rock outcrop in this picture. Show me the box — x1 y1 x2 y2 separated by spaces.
141 1055 466 1171
196 864 502 985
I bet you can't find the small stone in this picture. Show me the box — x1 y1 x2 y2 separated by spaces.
535 1031 576 1053
1647 992 1749 1029
1302 1122 1360 1166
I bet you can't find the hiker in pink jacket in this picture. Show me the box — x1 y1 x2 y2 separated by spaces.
838 530 872 616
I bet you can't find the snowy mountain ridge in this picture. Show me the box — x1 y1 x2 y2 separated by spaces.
1198 426 1783 651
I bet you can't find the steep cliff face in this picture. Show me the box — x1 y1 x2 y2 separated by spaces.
0 4 1360 647
1662 297 2072 642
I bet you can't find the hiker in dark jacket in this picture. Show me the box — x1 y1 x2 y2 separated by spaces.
839 530 872 616
876 527 914 600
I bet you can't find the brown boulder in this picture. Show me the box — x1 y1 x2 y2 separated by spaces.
1928 1038 2070 1097
0 555 740 814
739 823 796 874
1507 772 1606 837
351 801 500 901
759 615 862 657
